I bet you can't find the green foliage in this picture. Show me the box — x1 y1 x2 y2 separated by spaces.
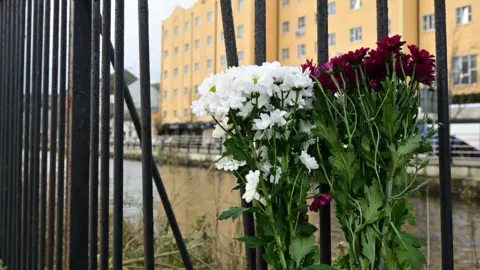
312 58 433 269
289 236 318 268
234 236 269 248
219 207 250 220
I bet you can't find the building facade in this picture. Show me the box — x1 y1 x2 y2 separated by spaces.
161 0 480 129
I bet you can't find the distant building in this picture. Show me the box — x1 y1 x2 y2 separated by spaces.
161 0 480 129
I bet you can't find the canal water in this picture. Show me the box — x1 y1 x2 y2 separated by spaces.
116 159 479 269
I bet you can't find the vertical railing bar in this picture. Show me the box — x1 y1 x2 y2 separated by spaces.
15 0 27 267
9 0 17 265
376 0 389 40
113 0 125 268
104 35 193 269
0 0 4 258
27 0 39 267
21 0 33 268
316 0 331 265
47 0 60 268
0 0 4 257
31 0 45 267
65 0 91 268
5 0 14 264
137 0 154 268
88 0 100 269
39 0 52 268
434 0 454 268
55 0 68 268
3 0 10 263
219 1 257 269
254 0 267 268
99 0 111 269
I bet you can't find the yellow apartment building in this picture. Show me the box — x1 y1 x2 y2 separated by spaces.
160 0 480 134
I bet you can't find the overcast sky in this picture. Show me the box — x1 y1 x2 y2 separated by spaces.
118 0 196 83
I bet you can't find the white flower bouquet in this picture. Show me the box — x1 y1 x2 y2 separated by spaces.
192 62 326 269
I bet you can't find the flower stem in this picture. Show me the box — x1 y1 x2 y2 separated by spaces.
267 204 288 269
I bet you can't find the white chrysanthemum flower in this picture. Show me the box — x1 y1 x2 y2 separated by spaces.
260 161 272 176
253 113 272 130
215 155 246 171
242 170 262 203
269 166 282 184
212 117 232 139
302 138 317 152
258 145 269 160
270 109 288 127
237 102 254 119
254 129 273 141
299 120 314 135
299 151 319 172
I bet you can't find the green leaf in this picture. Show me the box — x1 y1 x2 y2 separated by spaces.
361 227 377 268
302 265 338 270
392 228 426 270
314 120 343 151
296 222 318 236
234 236 268 248
361 184 384 224
290 235 316 267
329 147 359 186
219 207 249 220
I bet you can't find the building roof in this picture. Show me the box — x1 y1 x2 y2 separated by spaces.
109 70 137 94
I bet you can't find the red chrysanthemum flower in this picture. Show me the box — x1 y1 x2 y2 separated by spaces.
301 59 319 77
309 194 333 212
377 34 406 54
344 47 370 66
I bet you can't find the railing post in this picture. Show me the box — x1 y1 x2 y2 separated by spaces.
219 1 257 269
316 0 331 265
434 0 454 268
66 0 91 269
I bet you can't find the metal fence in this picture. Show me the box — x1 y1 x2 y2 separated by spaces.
0 1 454 270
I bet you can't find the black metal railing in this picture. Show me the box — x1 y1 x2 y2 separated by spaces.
0 1 454 270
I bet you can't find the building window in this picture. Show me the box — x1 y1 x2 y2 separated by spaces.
174 68 178 77
388 19 392 35
184 65 189 75
328 33 336 48
174 110 178 119
207 12 213 23
237 25 244 37
184 21 190 32
195 39 200 49
174 89 178 97
298 16 305 29
207 35 213 46
185 43 190 52
194 62 200 72
456 5 472 25
238 51 244 64
175 26 179 35
163 90 168 98
184 109 189 119
350 0 362 10
328 2 336 16
174 47 179 56
194 85 199 95
207 59 213 69
282 48 289 60
163 111 167 120
164 50 168 59
282 0 289 7
423 14 435 31
282 21 290 33
221 31 224 43
221 55 227 67
238 0 244 12
350 27 362 42
163 71 168 80
297 44 306 58
164 30 169 39
453 55 477 85
184 87 189 96
195 16 200 27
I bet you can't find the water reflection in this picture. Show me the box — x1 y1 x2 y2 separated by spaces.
119 159 480 269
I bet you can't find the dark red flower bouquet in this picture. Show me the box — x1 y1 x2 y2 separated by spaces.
305 35 436 269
